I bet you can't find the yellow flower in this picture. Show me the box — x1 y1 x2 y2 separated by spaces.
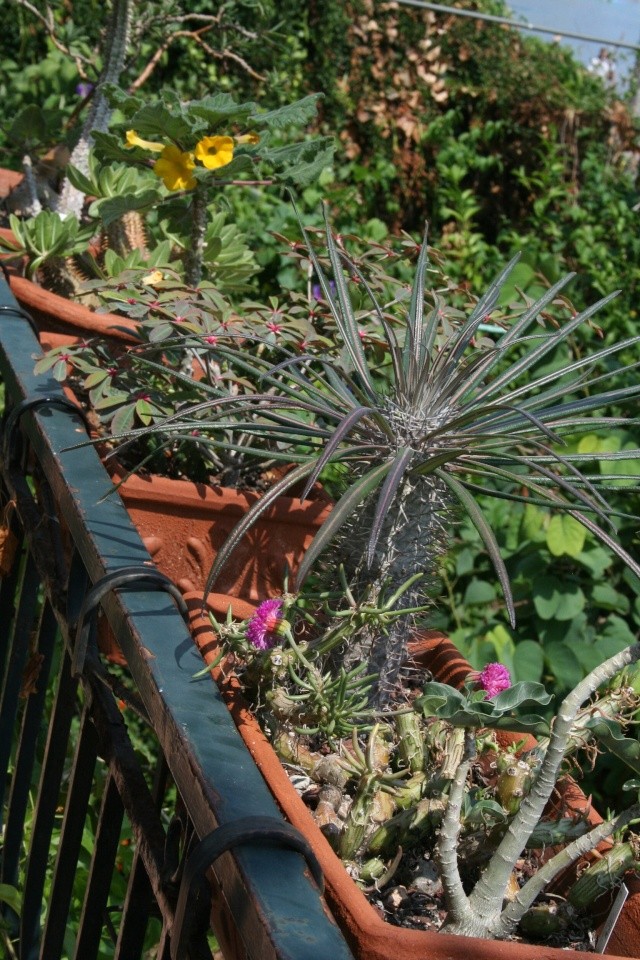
235 132 260 145
153 145 196 191
194 135 235 170
141 269 164 286
124 130 165 153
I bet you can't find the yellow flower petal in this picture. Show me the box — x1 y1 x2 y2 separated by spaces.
235 132 260 145
142 270 164 286
153 145 196 191
125 129 165 153
194 136 235 171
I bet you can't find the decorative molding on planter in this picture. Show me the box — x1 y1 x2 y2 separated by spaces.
117 470 332 601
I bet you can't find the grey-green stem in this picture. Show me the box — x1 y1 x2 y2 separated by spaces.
184 182 208 287
57 0 132 219
440 640 640 939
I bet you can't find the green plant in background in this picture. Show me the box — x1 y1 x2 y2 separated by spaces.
173 207 639 708
1 83 333 290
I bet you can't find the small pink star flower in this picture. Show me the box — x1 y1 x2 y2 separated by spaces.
477 663 511 699
246 599 286 650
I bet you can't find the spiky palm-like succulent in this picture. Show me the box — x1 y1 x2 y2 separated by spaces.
112 206 640 706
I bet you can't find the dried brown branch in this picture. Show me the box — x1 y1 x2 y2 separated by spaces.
11 0 94 72
129 24 266 92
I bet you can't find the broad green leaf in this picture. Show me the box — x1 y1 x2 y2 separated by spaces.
533 577 585 621
533 576 562 619
543 642 583 689
103 82 144 116
250 93 323 129
128 103 201 143
592 583 630 615
0 883 21 913
513 640 544 683
189 93 257 127
65 163 96 196
455 547 475 577
91 190 162 228
546 514 586 557
484 624 515 667
598 615 636 655
463 579 497 605
8 104 47 145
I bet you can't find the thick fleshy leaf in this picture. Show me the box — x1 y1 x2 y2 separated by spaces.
585 717 640 775
491 681 552 711
415 681 551 733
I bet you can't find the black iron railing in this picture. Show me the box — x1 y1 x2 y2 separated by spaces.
0 276 354 960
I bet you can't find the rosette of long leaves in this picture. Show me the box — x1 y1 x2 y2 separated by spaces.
103 206 640 703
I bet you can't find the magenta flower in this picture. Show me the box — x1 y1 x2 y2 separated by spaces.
477 663 511 699
246 599 285 650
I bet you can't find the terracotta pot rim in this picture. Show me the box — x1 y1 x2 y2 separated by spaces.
115 469 333 524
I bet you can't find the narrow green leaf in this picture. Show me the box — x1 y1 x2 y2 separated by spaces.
300 405 374 501
295 462 392 587
203 461 317 599
367 447 414 566
436 469 515 626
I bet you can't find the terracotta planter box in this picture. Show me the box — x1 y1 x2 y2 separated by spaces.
118 470 332 600
185 593 640 960
0 169 138 351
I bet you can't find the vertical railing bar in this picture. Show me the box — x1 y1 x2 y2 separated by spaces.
86 662 171 901
0 551 41 824
73 773 124 960
0 490 24 678
40 702 99 960
2 598 58 888
113 849 155 960
114 752 170 958
20 652 78 960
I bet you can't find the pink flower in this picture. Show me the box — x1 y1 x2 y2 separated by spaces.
246 599 286 650
477 663 511 699
204 334 218 345
267 321 282 335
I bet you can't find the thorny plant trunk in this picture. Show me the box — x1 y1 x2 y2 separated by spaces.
184 183 208 288
57 0 133 219
337 473 454 706
436 641 640 940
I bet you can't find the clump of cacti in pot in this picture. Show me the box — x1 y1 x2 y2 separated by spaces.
125 205 640 944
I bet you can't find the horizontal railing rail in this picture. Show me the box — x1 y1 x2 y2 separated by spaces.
0 275 354 960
